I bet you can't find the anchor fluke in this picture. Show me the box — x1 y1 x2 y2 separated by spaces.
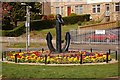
62 32 71 52
46 32 56 52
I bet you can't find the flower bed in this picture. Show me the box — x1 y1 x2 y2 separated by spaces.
5 50 111 64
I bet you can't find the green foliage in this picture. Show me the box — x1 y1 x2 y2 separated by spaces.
47 14 55 20
117 20 120 27
2 17 14 30
30 13 43 20
78 21 82 26
69 13 77 16
2 14 90 37
30 19 55 30
2 23 25 37
2 2 42 29
63 14 90 25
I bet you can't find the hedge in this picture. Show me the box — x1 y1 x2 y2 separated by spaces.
63 14 90 25
2 23 26 37
30 14 90 30
30 20 55 30
2 14 90 37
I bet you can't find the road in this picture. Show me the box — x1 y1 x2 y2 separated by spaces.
1 27 120 53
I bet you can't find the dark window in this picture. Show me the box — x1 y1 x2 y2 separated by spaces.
97 5 100 13
115 3 120 12
92 4 100 13
92 5 96 13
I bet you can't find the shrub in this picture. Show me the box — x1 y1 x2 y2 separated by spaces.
2 23 25 37
63 14 90 25
47 14 55 20
41 15 48 20
2 14 90 37
78 21 82 26
69 13 77 16
30 19 55 30
31 13 43 20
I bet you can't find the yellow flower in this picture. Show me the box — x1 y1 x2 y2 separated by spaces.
108 55 111 60
91 58 95 62
73 57 77 62
36 57 40 62
19 52 24 56
103 55 106 59
21 56 25 59
95 54 98 57
50 58 54 62
10 56 15 59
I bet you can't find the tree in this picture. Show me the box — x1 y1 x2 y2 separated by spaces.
2 2 42 30
2 2 13 30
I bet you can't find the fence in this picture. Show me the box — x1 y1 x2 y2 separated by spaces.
70 28 119 45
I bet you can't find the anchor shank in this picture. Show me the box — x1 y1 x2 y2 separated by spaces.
56 20 62 53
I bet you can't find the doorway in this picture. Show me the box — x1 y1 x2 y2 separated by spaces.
67 6 71 16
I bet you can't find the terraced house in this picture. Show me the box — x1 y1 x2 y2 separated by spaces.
43 0 120 22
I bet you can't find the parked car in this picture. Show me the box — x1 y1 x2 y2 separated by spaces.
85 32 118 42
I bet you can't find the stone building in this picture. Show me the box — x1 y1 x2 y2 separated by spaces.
43 0 120 22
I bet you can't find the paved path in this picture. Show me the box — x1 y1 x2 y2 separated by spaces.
1 37 49 43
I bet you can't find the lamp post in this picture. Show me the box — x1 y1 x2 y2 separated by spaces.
21 3 31 51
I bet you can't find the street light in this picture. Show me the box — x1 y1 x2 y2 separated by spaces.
21 3 31 51
40 1 44 15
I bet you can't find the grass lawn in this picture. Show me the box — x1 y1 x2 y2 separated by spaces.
21 24 78 39
2 62 118 79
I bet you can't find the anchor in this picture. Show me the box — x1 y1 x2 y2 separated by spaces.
46 14 71 53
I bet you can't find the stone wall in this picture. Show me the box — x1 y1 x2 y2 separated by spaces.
78 21 118 30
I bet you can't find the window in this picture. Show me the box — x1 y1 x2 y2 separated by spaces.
75 6 79 14
106 4 109 11
93 5 96 13
97 5 100 13
115 3 120 12
79 5 83 14
92 4 100 13
61 7 64 15
56 7 60 14
75 5 83 14
105 4 110 16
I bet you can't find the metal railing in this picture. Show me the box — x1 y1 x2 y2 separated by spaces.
70 29 119 45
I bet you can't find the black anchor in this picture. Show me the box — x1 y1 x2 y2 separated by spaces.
46 14 71 53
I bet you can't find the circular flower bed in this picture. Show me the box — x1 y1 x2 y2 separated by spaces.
5 50 111 64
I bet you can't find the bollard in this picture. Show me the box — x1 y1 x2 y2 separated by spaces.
106 52 108 63
2 52 4 61
4 51 6 58
42 48 44 53
80 54 82 64
76 29 77 42
115 51 117 60
15 54 17 63
45 55 47 64
90 48 92 53
19 49 21 52
109 49 111 55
